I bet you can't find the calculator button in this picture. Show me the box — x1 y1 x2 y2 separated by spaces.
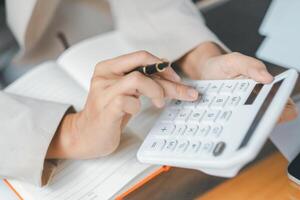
202 110 220 122
211 95 229 108
160 109 180 122
175 109 192 123
226 96 241 106
201 142 215 154
175 140 190 153
235 81 250 93
189 110 205 122
184 124 199 136
221 82 237 94
206 83 223 93
170 100 184 107
145 139 166 152
196 125 211 137
183 98 201 108
187 141 201 154
213 141 226 156
172 124 187 136
196 83 210 93
152 123 175 135
197 95 214 107
163 140 178 152
209 125 223 138
216 111 232 123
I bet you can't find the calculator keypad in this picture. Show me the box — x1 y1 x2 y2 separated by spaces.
145 79 255 159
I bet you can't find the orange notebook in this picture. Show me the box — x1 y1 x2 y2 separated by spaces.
3 135 170 200
4 166 170 200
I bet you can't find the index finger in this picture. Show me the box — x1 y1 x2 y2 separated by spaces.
94 51 181 83
94 51 161 77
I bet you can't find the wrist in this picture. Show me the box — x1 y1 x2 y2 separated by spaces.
46 113 79 159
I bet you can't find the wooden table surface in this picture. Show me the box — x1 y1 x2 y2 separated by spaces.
198 152 300 200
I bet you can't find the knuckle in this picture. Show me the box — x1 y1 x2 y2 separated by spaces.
230 52 243 58
94 61 104 72
175 84 185 97
90 77 101 89
135 50 151 59
113 96 125 108
127 71 143 86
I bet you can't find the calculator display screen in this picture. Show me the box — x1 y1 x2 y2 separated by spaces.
244 83 264 105
239 79 284 148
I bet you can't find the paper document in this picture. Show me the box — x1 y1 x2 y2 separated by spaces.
256 34 300 71
257 0 300 71
270 101 300 161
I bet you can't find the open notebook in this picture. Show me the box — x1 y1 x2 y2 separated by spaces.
3 31 169 200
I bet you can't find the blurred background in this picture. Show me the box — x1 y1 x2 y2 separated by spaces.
0 0 299 199
0 0 233 89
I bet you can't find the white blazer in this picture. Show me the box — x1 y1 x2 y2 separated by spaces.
1 0 223 186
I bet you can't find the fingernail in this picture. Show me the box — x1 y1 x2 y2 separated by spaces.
260 70 273 81
154 99 165 108
187 88 198 99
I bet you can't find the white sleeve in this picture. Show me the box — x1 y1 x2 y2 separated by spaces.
109 0 228 61
0 92 72 186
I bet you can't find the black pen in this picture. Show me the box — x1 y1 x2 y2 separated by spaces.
126 61 171 75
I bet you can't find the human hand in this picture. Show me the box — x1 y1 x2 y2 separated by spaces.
47 51 198 159
179 42 298 123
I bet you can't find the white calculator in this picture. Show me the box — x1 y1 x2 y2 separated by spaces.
137 69 298 177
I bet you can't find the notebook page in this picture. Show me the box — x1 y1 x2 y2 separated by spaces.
8 133 152 200
5 61 87 111
57 31 136 91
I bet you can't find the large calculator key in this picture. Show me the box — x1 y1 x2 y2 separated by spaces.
160 109 180 122
211 95 229 108
196 83 210 93
206 83 223 93
175 109 192 123
202 110 220 122
196 125 211 137
152 123 175 135
145 139 166 152
201 142 215 154
221 82 238 94
189 109 205 122
197 95 214 107
235 81 250 93
163 140 178 152
216 110 232 123
187 141 201 154
209 125 223 138
213 141 226 156
173 124 187 136
226 96 241 107
184 124 199 136
175 140 190 153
